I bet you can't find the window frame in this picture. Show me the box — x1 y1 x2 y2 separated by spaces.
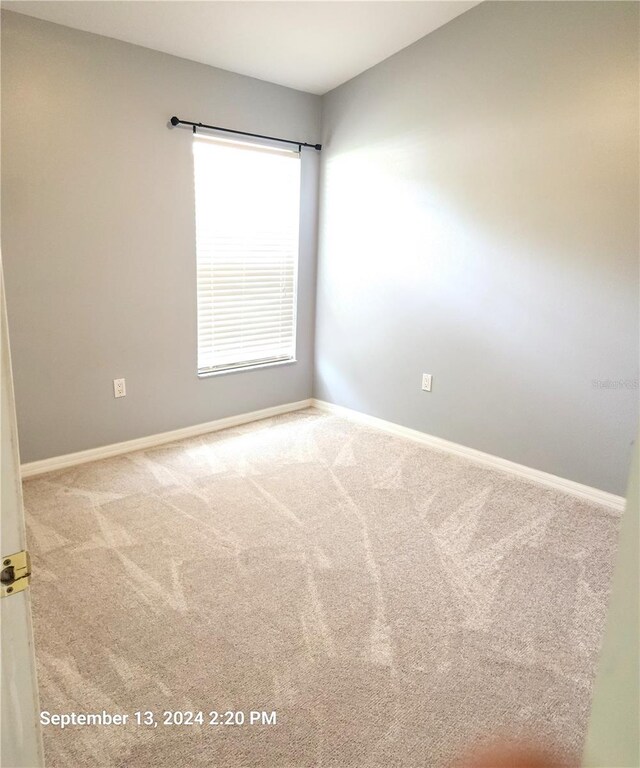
192 134 302 377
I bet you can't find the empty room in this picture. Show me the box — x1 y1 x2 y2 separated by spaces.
0 1 638 767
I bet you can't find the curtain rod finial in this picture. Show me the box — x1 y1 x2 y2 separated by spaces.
170 116 180 127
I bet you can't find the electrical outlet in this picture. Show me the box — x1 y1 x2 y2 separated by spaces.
113 378 126 398
421 373 432 392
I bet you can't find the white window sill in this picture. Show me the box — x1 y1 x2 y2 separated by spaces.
197 358 297 379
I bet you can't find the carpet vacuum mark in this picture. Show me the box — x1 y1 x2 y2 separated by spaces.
23 409 620 767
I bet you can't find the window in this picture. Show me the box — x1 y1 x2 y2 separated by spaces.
193 135 301 375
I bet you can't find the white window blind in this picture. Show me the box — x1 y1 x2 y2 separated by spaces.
193 135 301 374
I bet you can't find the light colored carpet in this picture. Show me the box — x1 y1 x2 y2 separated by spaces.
24 408 619 768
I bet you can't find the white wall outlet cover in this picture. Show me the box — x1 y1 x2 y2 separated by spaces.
113 378 126 398
421 373 432 392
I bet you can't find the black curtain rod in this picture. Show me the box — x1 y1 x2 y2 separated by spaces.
169 116 321 151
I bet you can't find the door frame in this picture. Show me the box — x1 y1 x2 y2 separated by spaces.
1 257 44 768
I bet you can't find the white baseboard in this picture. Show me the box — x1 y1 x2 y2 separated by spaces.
22 396 626 512
20 399 313 479
311 399 625 512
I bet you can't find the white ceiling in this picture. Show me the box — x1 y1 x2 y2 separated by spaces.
3 1 480 94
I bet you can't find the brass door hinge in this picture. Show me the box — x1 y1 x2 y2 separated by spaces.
1 550 31 597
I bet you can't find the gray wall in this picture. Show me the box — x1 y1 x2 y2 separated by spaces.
3 4 638 494
1 10 321 462
315 1 639 495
